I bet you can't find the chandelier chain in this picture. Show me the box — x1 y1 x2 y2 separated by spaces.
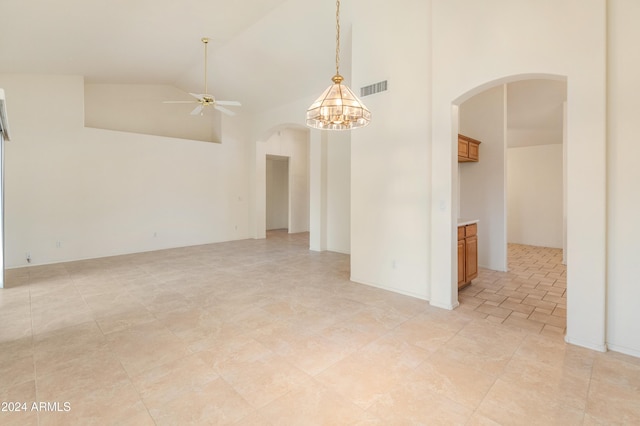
335 0 340 76
305 0 370 130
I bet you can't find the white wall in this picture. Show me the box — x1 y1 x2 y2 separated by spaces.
4 0 639 358
431 0 607 351
265 157 288 230
326 132 350 254
259 129 309 235
459 85 507 271
85 83 222 143
606 0 640 357
350 0 431 300
1 74 251 267
508 145 563 248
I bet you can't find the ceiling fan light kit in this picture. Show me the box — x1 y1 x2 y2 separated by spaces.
163 37 241 116
306 0 371 131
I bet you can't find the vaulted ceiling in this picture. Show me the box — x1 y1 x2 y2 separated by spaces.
0 0 343 112
1 0 565 139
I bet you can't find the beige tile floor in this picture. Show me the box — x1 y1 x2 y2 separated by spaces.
0 230 638 425
459 244 567 336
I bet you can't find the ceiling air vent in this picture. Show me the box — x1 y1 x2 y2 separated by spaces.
360 80 388 97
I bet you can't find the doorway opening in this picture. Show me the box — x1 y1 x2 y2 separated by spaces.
255 126 310 241
455 76 568 334
266 155 290 233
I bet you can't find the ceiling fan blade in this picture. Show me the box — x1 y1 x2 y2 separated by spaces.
214 105 236 116
169 39 242 116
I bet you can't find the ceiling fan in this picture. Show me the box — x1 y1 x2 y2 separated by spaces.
163 37 241 116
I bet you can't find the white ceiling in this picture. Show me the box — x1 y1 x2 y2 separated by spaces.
507 79 567 148
0 0 341 112
1 0 566 133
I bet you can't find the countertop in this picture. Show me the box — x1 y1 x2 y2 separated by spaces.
458 218 479 227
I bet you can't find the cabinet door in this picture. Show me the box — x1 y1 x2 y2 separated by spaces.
465 235 478 282
458 134 481 162
468 142 479 161
458 139 469 158
457 239 466 288
465 223 477 237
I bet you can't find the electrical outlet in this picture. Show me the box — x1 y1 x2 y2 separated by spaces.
26 252 31 263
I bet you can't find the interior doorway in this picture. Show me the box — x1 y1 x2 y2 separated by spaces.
505 79 566 262
266 155 289 232
455 77 567 272
255 127 310 240
505 79 567 331
455 76 568 333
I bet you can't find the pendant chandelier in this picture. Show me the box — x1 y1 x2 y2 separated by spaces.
306 0 371 130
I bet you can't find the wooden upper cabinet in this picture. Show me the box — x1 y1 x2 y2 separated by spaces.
458 134 481 162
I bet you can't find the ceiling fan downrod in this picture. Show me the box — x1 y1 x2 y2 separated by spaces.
202 37 209 95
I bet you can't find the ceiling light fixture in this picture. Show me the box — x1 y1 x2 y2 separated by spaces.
306 0 370 130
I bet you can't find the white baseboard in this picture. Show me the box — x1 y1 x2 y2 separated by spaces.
564 335 607 352
349 276 429 301
607 343 640 359
429 299 460 310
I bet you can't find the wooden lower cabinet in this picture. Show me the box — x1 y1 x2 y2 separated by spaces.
465 234 478 282
457 223 478 289
457 239 466 288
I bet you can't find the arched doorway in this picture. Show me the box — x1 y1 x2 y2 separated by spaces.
431 71 607 352
455 77 568 333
